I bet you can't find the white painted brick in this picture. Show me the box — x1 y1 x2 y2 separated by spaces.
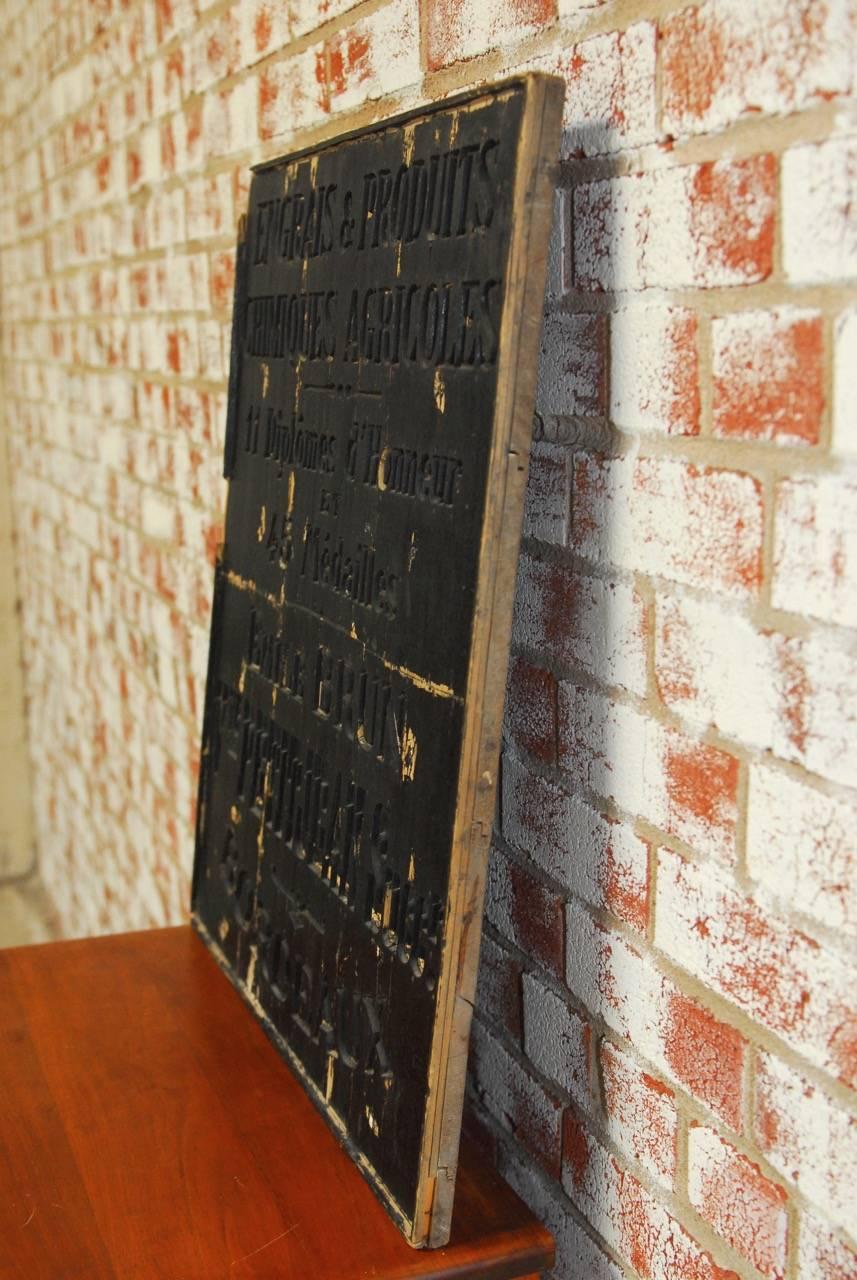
783 136 857 283
503 752 649 931
572 454 764 599
773 475 857 628
656 849 857 1086
141 490 175 541
601 1040 678 1188
558 23 657 157
656 594 857 786
522 443 569 544
755 1052 857 1236
656 595 786 750
536 311 606 421
574 156 775 291
327 0 420 112
497 1142 626 1280
833 306 857 456
560 1110 727 1280
513 555 648 696
610 304 699 435
747 764 857 938
798 1210 857 1280
470 1019 563 1172
662 0 852 137
558 683 739 863
428 0 552 67
522 971 589 1105
565 898 745 1132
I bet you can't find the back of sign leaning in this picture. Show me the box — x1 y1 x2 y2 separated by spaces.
192 75 563 1248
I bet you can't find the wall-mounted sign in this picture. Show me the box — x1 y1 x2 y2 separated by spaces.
192 75 562 1248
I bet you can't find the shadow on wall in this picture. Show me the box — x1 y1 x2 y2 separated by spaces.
467 121 654 1279
464 101 847 1280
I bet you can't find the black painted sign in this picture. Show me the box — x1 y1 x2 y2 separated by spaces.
192 76 562 1247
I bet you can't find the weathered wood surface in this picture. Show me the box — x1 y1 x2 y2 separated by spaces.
0 927 555 1280
192 76 563 1246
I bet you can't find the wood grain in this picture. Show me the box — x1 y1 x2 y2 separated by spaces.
0 926 554 1280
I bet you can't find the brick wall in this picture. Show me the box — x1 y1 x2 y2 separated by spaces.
1 0 855 1277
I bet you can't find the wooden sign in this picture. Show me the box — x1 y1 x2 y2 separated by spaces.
192 76 563 1248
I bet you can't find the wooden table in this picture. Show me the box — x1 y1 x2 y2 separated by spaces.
0 926 553 1280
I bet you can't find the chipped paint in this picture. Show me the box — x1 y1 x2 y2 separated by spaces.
257 505 266 541
380 656 458 701
433 369 445 414
260 361 270 397
401 726 418 782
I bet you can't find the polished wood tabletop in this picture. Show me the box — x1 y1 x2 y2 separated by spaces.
0 925 552 1280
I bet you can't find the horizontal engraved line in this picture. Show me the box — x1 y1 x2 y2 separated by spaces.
379 657 459 702
222 569 462 703
302 382 383 398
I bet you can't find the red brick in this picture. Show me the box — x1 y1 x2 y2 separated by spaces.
662 0 850 137
657 849 857 1088
513 555 647 696
469 1020 563 1177
661 990 744 1132
562 1111 738 1280
574 156 776 290
601 1040 678 1188
754 1052 856 1237
558 684 740 863
486 844 565 980
426 0 555 71
713 309 824 445
566 901 745 1129
572 454 764 598
504 655 556 764
610 304 700 436
503 751 649 933
209 248 235 312
475 933 523 1043
688 1124 788 1280
522 971 590 1105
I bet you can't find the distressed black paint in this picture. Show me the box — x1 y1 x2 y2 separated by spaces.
192 83 538 1235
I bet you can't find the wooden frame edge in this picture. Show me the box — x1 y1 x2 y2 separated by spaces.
413 72 565 1250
